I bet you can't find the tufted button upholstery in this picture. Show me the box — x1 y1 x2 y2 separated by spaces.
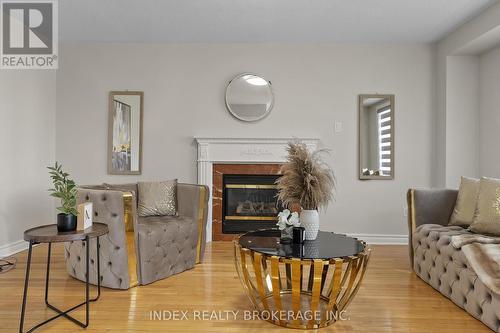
64 183 208 290
413 224 500 332
137 215 198 285
64 187 134 290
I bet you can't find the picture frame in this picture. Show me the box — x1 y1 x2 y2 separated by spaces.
108 91 144 175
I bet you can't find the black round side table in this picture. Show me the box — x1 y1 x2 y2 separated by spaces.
19 223 109 333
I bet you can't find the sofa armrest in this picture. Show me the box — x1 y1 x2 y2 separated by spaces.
406 188 458 268
177 183 209 263
65 188 136 289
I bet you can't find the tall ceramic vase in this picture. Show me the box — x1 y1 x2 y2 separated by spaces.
300 209 319 240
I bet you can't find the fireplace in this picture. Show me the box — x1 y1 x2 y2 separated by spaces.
195 137 319 241
223 174 282 233
211 163 283 241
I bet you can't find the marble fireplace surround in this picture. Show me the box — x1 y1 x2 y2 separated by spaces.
195 138 319 242
212 163 282 241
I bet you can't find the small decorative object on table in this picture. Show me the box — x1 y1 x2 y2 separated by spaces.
276 209 300 244
77 202 93 230
47 162 78 232
276 141 336 240
293 226 305 244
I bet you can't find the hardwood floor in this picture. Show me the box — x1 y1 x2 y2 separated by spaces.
0 242 491 333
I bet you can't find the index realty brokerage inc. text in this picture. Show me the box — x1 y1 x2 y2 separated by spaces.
150 310 350 321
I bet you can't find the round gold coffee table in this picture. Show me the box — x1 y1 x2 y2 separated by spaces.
234 229 370 329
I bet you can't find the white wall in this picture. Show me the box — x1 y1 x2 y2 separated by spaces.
445 56 479 188
479 45 500 178
0 71 56 255
56 43 434 238
435 2 500 187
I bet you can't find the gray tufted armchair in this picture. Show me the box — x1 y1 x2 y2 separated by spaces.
64 182 209 289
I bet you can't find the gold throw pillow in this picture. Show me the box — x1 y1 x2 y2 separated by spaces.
449 176 479 227
138 180 177 217
470 177 500 236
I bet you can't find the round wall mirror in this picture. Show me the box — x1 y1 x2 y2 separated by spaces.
225 73 274 122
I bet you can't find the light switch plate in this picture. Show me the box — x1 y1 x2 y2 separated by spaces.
334 121 343 133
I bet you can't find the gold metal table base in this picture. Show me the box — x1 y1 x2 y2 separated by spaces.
234 241 370 329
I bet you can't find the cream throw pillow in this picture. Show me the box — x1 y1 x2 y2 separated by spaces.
449 176 480 227
138 180 177 217
470 177 500 236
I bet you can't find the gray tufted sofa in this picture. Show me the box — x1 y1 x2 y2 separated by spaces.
408 189 500 332
64 182 209 289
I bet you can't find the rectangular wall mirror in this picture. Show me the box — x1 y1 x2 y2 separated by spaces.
359 94 394 180
108 91 143 175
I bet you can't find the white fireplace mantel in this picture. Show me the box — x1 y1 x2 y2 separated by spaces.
195 137 319 242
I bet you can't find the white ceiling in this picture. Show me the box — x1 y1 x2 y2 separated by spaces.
59 0 498 43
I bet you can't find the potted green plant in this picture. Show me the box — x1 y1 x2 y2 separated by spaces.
48 162 78 232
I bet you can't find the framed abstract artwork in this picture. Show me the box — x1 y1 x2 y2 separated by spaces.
108 91 143 175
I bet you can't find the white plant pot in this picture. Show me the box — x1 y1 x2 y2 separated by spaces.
300 209 319 240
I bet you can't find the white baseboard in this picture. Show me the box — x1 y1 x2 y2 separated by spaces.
0 239 28 257
348 233 408 245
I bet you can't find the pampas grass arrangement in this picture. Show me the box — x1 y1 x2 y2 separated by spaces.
276 141 335 211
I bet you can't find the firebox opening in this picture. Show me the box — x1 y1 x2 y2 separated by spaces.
222 174 282 234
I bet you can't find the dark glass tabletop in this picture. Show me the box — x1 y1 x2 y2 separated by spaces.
238 229 365 260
